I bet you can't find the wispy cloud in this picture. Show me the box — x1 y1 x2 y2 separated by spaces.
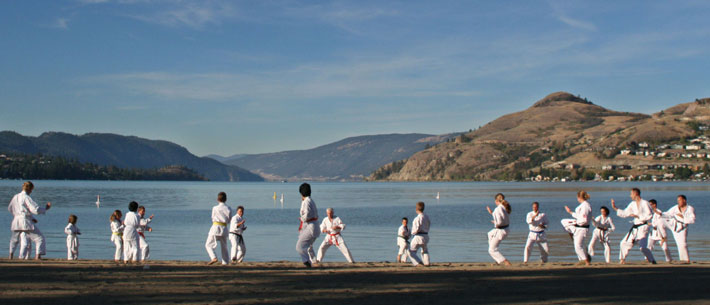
53 17 70 30
556 15 596 31
127 1 237 29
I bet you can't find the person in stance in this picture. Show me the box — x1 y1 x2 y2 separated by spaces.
524 201 549 264
562 190 593 265
65 214 80 260
648 199 671 262
612 188 656 264
123 201 141 263
487 194 511 266
206 192 233 265
229 205 247 263
296 183 320 268
588 206 615 263
137 206 153 262
659 195 695 263
316 208 354 263
8 181 51 260
409 201 431 267
110 210 124 262
397 217 410 263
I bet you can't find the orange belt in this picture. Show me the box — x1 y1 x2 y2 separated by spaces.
298 217 318 231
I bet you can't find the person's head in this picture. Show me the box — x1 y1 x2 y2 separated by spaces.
138 206 146 217
237 205 244 216
416 201 425 213
649 199 657 209
326 207 334 218
531 201 539 213
299 183 311 198
630 188 641 200
22 181 34 194
495 193 505 203
217 192 227 203
577 190 590 202
600 206 610 217
68 214 77 224
402 217 408 226
128 201 139 212
501 200 512 214
110 209 122 221
677 195 687 208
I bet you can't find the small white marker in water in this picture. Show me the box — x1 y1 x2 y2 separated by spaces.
436 192 440 200
96 195 101 208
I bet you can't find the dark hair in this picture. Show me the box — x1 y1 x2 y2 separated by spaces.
218 192 227 203
402 217 408 222
22 181 34 192
138 205 145 212
128 201 139 212
631 188 641 196
649 199 657 205
501 200 512 214
531 201 539 207
299 183 311 197
678 194 687 201
600 206 610 215
416 201 425 212
495 193 505 201
68 214 77 224
237 205 244 212
110 210 122 221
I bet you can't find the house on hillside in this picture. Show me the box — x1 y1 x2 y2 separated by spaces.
638 142 649 148
620 149 632 155
686 145 701 151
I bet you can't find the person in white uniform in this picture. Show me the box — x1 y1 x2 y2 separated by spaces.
296 183 320 268
123 201 141 263
109 210 124 262
659 194 696 263
396 217 410 263
19 216 38 260
316 208 354 263
562 190 593 265
524 201 549 264
587 206 615 263
205 192 233 265
8 181 51 260
229 205 247 263
647 199 671 262
487 193 511 266
409 201 431 267
137 206 153 262
612 188 656 264
65 214 80 260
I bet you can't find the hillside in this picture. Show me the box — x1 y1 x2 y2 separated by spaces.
221 133 452 181
370 92 709 181
0 132 263 181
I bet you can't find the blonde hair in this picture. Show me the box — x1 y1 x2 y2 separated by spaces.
22 181 34 192
501 200 512 214
577 190 590 201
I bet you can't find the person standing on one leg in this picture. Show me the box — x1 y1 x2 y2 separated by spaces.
524 201 549 264
409 201 431 267
648 199 671 263
123 201 141 264
396 217 410 263
296 183 320 268
109 210 124 262
588 206 615 264
562 190 593 266
229 205 247 263
660 195 696 264
205 192 233 265
64 214 80 260
316 208 354 264
8 181 51 260
612 188 656 264
137 206 153 262
487 194 512 266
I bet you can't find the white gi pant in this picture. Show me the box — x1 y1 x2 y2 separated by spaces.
671 228 690 262
229 233 246 263
123 234 140 262
409 234 430 266
524 231 549 263
488 228 509 264
317 233 354 263
648 229 671 262
10 227 45 258
562 219 589 261
139 234 150 261
205 225 229 265
588 229 612 263
397 239 409 262
111 233 123 261
619 224 655 262
20 232 31 259
67 235 79 260
296 222 320 263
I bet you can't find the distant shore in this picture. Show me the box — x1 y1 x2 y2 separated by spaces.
2 259 709 304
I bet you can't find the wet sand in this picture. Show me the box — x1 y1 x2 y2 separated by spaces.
1 259 709 304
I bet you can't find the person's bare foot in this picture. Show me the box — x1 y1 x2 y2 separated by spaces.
619 259 625 265
502 260 512 266
207 259 218 265
9 254 13 259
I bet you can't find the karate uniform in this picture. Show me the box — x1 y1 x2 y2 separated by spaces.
561 200 592 261
588 215 615 263
316 216 354 263
488 205 510 264
8 191 47 259
205 202 233 265
397 224 410 263
65 223 80 260
123 211 141 262
663 205 696 262
229 214 246 263
19 232 31 260
617 199 655 262
648 212 671 262
110 219 124 261
138 216 151 261
409 212 431 266
296 197 319 264
524 211 549 263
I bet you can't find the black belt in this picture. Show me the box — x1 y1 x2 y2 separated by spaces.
229 232 242 236
416 232 428 235
674 221 687 233
574 224 590 228
625 222 648 241
496 225 509 229
596 227 608 231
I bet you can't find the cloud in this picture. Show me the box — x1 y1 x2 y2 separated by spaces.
53 18 69 29
556 15 597 31
127 1 237 29
548 0 597 31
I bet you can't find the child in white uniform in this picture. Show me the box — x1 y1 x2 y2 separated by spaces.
110 210 124 262
229 205 247 263
648 199 671 262
588 206 615 263
137 206 153 262
397 217 410 263
65 214 80 260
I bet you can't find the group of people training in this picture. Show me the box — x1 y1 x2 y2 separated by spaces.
485 188 696 266
6 182 697 267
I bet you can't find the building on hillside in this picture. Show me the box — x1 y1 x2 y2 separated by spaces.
638 142 649 148
686 145 701 150
620 149 632 155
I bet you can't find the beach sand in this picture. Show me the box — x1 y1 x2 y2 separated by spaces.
1 259 709 304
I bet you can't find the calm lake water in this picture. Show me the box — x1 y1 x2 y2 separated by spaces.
1 180 707 263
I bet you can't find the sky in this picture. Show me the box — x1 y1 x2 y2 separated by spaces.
1 0 709 156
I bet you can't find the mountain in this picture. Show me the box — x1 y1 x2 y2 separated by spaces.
370 92 708 181
221 133 453 181
0 131 263 181
204 154 247 163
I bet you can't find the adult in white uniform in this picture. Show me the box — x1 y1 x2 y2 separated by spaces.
647 199 671 262
409 201 431 267
524 201 549 264
396 217 410 263
296 183 320 268
8 181 51 260
660 195 696 263
206 192 233 265
487 193 511 266
137 206 153 262
19 216 37 260
562 190 592 265
587 206 615 263
109 210 124 262
229 205 247 263
612 188 656 264
65 214 80 260
316 208 354 263
123 201 141 263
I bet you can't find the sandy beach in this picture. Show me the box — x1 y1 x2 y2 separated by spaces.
1 259 709 304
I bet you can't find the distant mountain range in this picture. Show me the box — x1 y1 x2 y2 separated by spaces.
0 131 263 181
211 133 455 181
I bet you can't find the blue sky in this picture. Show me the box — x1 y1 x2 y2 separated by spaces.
1 0 709 156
